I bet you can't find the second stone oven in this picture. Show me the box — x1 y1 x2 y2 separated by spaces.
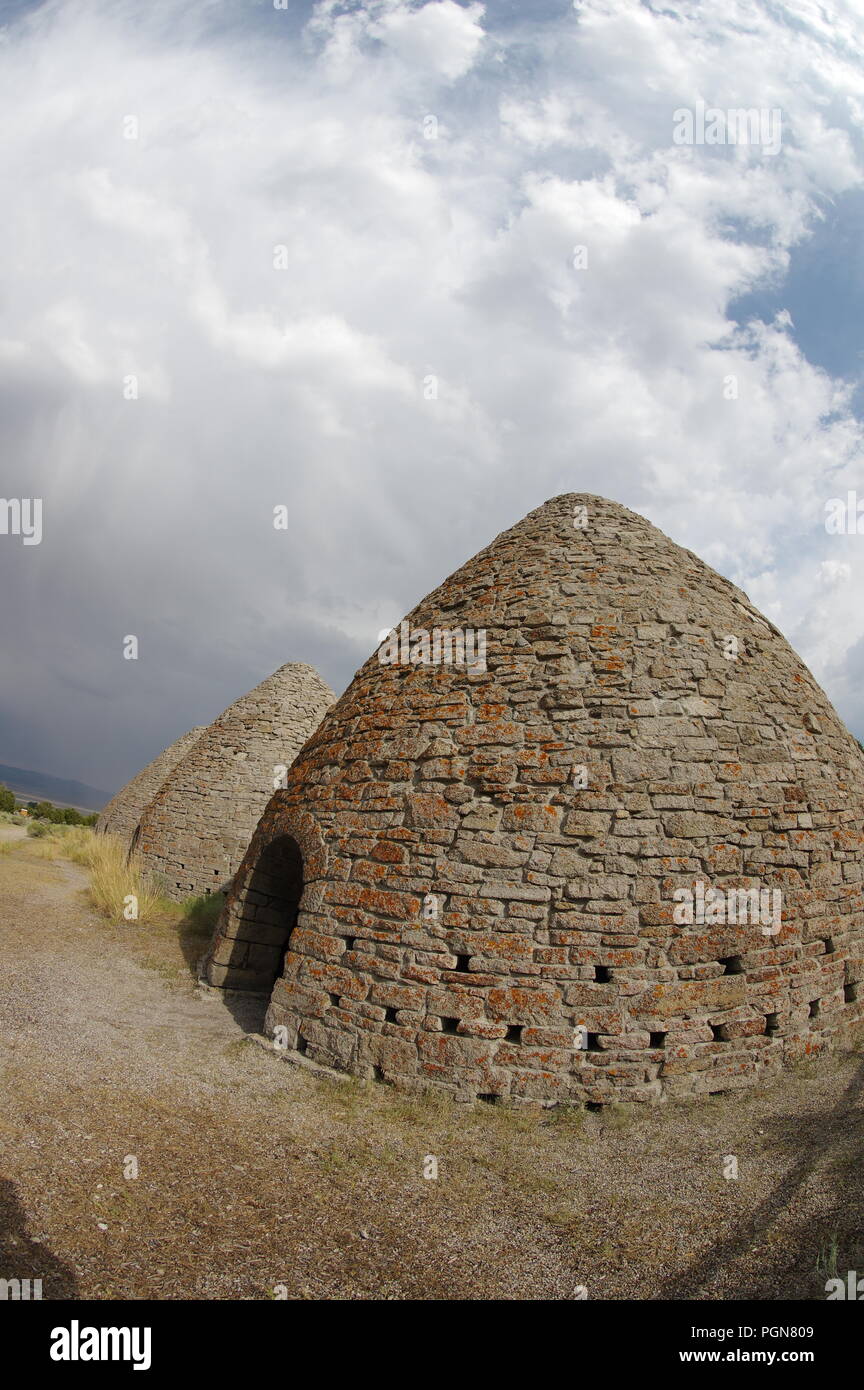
138 663 334 901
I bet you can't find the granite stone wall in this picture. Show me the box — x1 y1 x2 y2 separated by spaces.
203 496 864 1104
138 664 334 902
96 727 207 851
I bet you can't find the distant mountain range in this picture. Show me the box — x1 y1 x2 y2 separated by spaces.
0 763 110 813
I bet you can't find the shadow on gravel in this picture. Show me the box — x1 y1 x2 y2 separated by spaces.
177 890 273 1035
175 894 226 981
658 1056 864 1301
0 1177 79 1299
211 989 270 1034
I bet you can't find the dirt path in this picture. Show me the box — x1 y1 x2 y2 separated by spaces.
1 840 862 1300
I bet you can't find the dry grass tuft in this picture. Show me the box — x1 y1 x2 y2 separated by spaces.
389 1086 456 1126
86 835 163 922
543 1103 586 1132
599 1101 641 1129
26 826 95 861
17 826 164 923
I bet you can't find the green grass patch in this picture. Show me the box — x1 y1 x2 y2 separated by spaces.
180 893 225 934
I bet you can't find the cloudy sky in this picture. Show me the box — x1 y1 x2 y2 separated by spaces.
1 0 863 796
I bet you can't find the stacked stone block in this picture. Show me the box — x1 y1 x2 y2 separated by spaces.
204 495 864 1104
96 727 206 852
137 664 334 901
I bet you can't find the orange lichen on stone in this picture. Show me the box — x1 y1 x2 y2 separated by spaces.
201 494 864 1106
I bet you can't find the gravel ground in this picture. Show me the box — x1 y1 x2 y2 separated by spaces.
1 839 862 1301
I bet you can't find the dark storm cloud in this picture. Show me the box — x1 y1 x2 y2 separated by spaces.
1 0 863 794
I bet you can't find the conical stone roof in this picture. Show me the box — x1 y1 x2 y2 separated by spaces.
96 727 207 850
203 496 864 1105
138 664 335 902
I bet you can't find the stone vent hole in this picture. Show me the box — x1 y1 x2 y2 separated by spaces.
720 955 744 975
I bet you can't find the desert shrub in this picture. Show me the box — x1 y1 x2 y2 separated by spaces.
56 826 97 863
22 823 77 856
26 798 90 824
26 826 93 864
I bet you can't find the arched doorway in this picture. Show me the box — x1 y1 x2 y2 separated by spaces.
206 834 304 995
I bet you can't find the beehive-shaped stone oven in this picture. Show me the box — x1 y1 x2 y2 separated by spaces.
138 664 334 902
202 495 864 1104
96 727 206 852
